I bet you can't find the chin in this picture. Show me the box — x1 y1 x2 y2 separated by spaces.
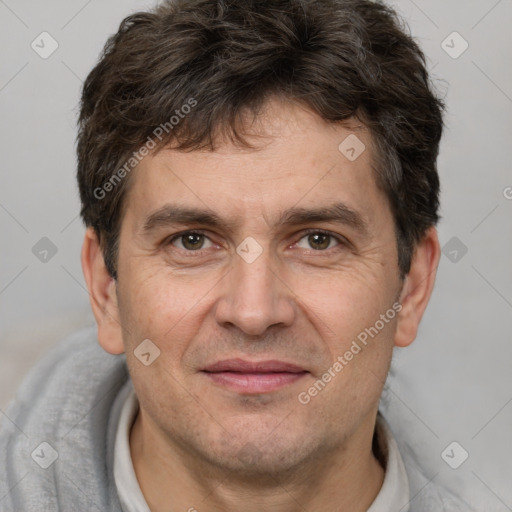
201 427 324 478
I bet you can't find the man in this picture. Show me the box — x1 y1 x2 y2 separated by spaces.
0 0 472 510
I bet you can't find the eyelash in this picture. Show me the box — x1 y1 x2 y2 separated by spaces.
166 229 347 254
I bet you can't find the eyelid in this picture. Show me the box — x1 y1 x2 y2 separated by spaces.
167 229 214 250
293 228 347 250
165 228 348 252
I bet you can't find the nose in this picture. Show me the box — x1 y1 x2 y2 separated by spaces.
214 243 296 336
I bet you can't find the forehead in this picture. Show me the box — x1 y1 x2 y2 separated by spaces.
122 99 391 233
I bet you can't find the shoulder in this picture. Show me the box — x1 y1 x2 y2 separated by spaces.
2 326 127 426
389 427 477 512
377 412 476 512
0 327 128 511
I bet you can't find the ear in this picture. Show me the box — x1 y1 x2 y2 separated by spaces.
394 226 441 348
81 227 125 355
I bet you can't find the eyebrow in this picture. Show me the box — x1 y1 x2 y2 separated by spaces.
141 202 369 237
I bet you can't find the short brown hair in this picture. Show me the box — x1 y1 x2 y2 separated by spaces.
77 0 445 279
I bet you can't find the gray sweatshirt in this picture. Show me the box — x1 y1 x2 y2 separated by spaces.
0 327 472 511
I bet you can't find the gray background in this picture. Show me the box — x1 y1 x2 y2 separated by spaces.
1 0 511 509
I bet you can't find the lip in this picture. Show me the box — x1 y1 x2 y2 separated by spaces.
203 358 306 373
202 358 308 394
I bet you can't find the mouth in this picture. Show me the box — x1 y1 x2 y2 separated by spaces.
201 358 309 394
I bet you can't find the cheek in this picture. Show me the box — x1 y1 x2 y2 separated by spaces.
294 269 395 341
118 270 211 412
293 270 398 410
117 263 217 352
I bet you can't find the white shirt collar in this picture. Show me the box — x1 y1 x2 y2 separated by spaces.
114 386 410 512
113 383 151 512
367 413 410 512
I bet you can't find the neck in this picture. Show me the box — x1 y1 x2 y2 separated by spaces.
130 409 385 512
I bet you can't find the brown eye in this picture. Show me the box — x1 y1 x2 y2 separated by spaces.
170 232 212 251
296 232 340 251
308 233 331 250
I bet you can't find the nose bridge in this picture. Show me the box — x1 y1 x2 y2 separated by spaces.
235 244 275 300
214 240 295 335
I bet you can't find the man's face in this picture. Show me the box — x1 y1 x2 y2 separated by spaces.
114 98 403 474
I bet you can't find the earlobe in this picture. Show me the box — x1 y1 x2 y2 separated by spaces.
81 227 125 355
394 227 441 348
